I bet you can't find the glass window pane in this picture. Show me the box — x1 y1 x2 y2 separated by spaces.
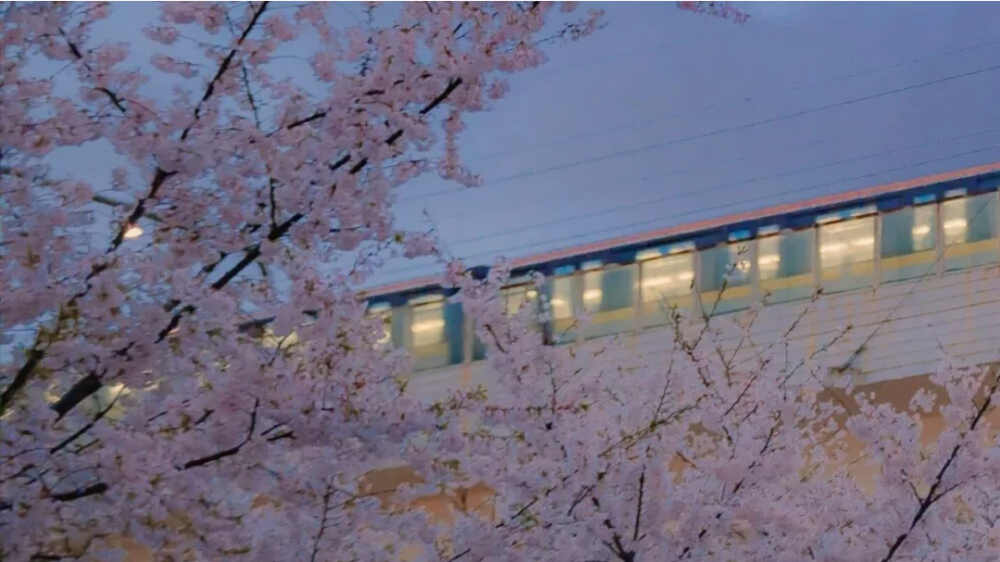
942 191 999 272
881 204 937 283
410 298 453 371
640 252 694 328
819 216 875 293
472 332 486 362
390 307 409 349
505 285 528 315
547 275 577 344
759 228 815 303
583 264 635 339
473 284 540 361
367 303 393 346
699 241 752 315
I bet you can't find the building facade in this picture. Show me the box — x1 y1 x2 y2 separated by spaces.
365 163 1000 402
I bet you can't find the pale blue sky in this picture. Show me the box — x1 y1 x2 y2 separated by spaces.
36 2 1000 288
373 1 1000 285
5 1 1000 363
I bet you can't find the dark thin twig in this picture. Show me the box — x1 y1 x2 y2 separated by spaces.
180 397 259 470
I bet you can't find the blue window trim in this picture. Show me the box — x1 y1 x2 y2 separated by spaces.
371 170 1000 309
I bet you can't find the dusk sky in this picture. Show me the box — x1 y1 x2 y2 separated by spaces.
372 1 1000 286
45 2 1000 288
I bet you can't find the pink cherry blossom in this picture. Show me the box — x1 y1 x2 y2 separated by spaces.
4 2 997 562
1 3 605 560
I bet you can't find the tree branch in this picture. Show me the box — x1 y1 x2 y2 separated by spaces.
310 484 334 562
179 397 259 470
633 468 645 542
50 389 121 455
42 69 464 421
4 2 271 415
50 481 108 502
878 371 999 562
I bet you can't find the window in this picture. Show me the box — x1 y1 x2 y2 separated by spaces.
473 284 540 361
502 283 544 336
881 203 936 283
367 303 393 346
546 273 578 344
409 296 463 371
582 263 636 339
942 191 999 272
504 284 539 316
699 235 752 315
640 249 694 328
758 227 815 303
819 214 875 293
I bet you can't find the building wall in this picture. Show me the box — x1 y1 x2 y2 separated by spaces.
409 263 1000 403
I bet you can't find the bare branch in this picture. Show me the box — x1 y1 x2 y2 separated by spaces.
180 397 259 470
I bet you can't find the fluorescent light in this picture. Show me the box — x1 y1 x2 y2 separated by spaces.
943 219 967 231
820 243 847 254
583 289 602 301
526 290 538 299
411 319 444 333
851 237 875 247
676 271 694 281
643 276 674 287
912 225 931 236
123 225 143 239
758 254 780 265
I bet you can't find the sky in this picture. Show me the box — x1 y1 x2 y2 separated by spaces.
28 1 1000 290
371 1 1000 286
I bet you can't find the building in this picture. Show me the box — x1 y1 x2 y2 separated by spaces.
104 164 1000 559
364 163 1000 403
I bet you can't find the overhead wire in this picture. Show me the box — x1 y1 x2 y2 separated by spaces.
381 144 1000 279
402 54 1000 203
448 122 1000 246
459 35 1000 168
433 97 988 223
255 2 814 149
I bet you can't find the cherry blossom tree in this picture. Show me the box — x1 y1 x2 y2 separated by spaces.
0 2 603 560
5 2 996 562
675 2 751 25
433 263 1000 562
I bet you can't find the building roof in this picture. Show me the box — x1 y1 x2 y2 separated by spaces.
367 161 1000 299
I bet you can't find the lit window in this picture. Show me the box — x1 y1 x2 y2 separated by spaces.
759 227 814 303
699 237 752 315
410 297 451 371
819 214 875 293
367 303 393 346
547 274 577 344
640 250 694 327
942 191 999 271
503 284 539 317
881 204 936 283
582 263 635 339
473 283 542 360
411 300 444 347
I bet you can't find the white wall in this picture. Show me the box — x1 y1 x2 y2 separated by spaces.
406 263 1000 402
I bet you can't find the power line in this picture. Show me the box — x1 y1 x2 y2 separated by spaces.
382 144 1000 279
456 36 1000 169
432 98 983 223
257 3 815 140
447 123 1000 247
402 57 1000 203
